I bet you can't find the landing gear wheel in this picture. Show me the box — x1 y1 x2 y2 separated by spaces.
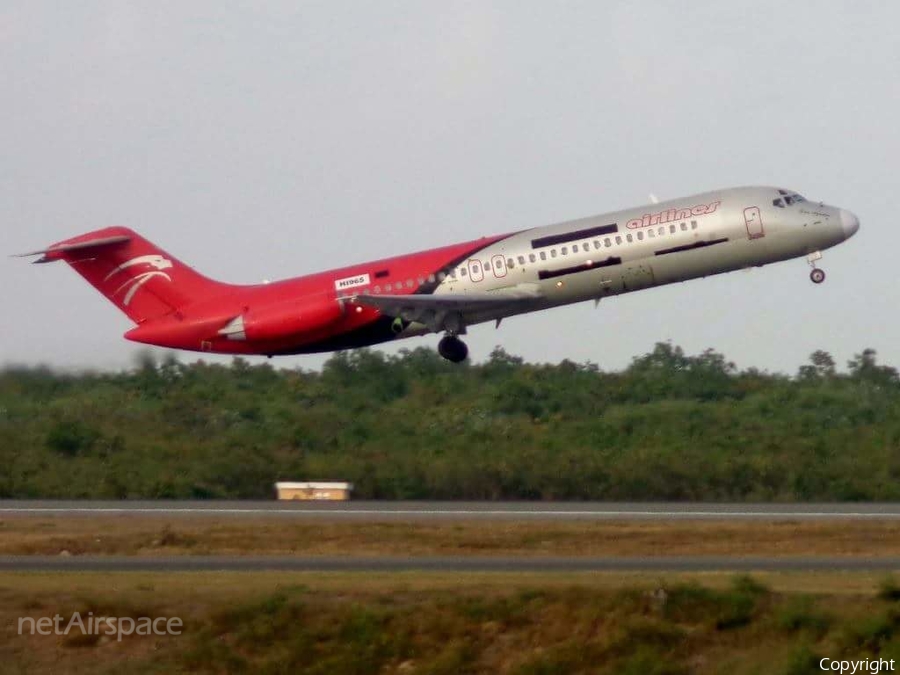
438 335 469 363
810 268 826 284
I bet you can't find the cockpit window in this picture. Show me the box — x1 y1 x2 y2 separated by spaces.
772 191 806 208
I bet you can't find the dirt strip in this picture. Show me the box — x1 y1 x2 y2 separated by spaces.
2 516 899 557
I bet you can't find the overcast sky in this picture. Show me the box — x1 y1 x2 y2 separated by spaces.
2 2 895 374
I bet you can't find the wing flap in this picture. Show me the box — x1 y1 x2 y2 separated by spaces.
351 284 543 327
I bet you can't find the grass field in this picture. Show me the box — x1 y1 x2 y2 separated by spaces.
6 517 900 673
4 571 900 674
2 516 900 557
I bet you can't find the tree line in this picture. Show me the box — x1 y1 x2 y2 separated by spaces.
1 343 898 500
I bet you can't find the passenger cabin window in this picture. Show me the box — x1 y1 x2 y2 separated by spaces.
658 227 665 236
604 238 611 247
551 249 557 258
626 234 633 243
507 258 515 268
561 246 567 255
483 262 491 271
691 221 698 230
594 240 601 250
637 231 644 240
529 253 536 263
460 268 467 276
539 251 547 260
680 222 688 231
669 224 676 234
518 255 526 265
615 236 622 245
648 229 655 238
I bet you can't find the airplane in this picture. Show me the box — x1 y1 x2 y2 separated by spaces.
18 186 859 363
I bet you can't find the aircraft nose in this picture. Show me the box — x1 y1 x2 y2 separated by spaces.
839 209 860 239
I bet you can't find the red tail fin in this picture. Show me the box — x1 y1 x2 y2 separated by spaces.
27 226 227 324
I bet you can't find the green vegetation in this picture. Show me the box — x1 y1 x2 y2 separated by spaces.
9 574 900 674
1 343 899 500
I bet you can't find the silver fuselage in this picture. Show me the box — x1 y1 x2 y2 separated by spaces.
426 186 858 328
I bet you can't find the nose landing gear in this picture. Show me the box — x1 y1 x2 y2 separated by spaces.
807 251 825 284
438 335 469 363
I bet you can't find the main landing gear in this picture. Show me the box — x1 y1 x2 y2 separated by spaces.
807 251 825 284
438 335 469 363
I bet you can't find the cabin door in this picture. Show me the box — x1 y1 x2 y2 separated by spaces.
744 206 764 239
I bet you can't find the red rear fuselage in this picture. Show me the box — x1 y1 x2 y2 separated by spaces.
31 226 509 356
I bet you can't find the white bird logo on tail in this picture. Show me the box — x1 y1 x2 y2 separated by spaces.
104 255 173 306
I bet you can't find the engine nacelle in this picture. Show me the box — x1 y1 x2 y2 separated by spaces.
218 299 345 343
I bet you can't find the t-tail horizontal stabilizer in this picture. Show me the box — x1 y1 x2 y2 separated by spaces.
14 235 132 263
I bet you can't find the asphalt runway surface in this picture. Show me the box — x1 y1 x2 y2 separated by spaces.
4 500 900 520
3 555 900 573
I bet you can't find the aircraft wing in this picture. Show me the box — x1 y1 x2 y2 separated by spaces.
351 283 543 327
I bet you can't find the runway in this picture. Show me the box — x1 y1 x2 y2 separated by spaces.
5 501 899 573
4 500 900 520
3 555 900 573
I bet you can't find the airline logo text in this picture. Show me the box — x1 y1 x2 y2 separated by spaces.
334 274 370 291
626 201 721 229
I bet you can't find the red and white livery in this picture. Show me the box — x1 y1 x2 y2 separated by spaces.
19 186 859 362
